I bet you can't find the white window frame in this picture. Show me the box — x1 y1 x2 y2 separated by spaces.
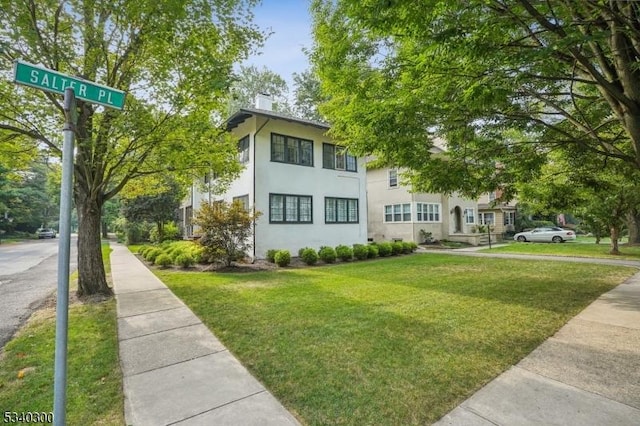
464 208 475 224
388 169 398 188
238 135 250 164
416 203 441 223
504 211 515 226
383 203 411 223
479 212 495 225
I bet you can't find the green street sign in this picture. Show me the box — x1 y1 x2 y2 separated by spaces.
13 60 125 110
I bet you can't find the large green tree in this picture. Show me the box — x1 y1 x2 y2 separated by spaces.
226 64 292 115
0 0 263 295
311 1 640 199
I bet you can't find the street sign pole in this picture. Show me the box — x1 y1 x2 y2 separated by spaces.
53 88 76 426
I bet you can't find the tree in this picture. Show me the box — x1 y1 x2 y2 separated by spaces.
121 178 184 242
292 69 325 121
310 1 640 200
0 1 263 296
194 200 261 267
227 65 292 115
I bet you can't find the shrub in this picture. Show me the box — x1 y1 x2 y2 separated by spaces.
367 244 379 258
188 246 205 264
301 248 319 265
318 246 337 263
145 248 163 263
155 253 173 268
352 244 369 260
175 253 195 268
266 249 279 263
402 242 413 254
274 250 291 267
138 245 149 255
335 244 353 261
195 201 262 267
377 242 392 257
408 241 418 252
391 242 404 255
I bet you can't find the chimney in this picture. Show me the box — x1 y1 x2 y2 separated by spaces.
255 93 273 111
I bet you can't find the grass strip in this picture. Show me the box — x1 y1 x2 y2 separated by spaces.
153 254 634 425
0 242 124 425
486 240 640 260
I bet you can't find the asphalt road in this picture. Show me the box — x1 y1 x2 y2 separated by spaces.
0 236 78 349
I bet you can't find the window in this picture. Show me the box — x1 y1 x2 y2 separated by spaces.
479 212 495 225
269 194 312 223
325 197 358 223
504 211 515 226
271 133 313 166
389 169 398 188
488 192 496 202
417 203 441 222
233 195 249 211
384 203 411 222
322 143 357 172
464 208 475 224
238 135 249 164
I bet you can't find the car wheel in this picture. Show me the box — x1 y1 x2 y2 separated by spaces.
517 236 526 242
552 236 563 243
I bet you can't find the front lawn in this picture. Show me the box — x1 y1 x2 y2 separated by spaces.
153 254 634 425
486 240 640 260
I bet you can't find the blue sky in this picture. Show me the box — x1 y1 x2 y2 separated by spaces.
243 0 313 88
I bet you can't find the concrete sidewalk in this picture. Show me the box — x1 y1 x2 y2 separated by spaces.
110 243 300 426
434 252 640 425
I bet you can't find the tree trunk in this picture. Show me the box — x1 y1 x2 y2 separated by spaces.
76 191 112 297
609 226 620 255
101 220 108 238
626 209 640 245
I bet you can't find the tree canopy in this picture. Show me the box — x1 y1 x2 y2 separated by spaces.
311 0 640 199
0 0 264 295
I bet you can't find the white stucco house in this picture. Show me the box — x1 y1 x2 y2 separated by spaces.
179 95 368 259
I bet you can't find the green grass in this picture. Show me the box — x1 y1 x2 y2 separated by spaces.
486 239 640 260
153 254 634 425
0 243 124 425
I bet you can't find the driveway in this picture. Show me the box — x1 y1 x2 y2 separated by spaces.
0 237 78 349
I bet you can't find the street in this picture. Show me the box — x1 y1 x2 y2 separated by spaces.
0 236 78 349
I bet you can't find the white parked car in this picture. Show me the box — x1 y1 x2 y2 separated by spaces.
513 227 576 243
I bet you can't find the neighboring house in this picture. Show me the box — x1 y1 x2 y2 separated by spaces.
179 94 368 259
477 190 518 236
366 164 480 245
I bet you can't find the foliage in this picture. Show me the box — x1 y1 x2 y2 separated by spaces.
149 222 181 243
0 0 263 296
292 69 326 121
377 242 392 257
402 242 415 254
274 250 291 267
318 246 337 263
155 253 173 268
311 1 640 201
266 249 279 263
367 244 379 258
194 200 261 267
145 248 163 264
391 242 404 255
227 65 292 115
175 253 195 269
335 244 353 261
300 248 319 265
352 243 368 260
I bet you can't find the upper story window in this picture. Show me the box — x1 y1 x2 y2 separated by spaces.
416 203 441 222
464 208 476 224
388 169 398 188
488 192 496 202
271 133 313 167
238 135 249 164
322 143 357 172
